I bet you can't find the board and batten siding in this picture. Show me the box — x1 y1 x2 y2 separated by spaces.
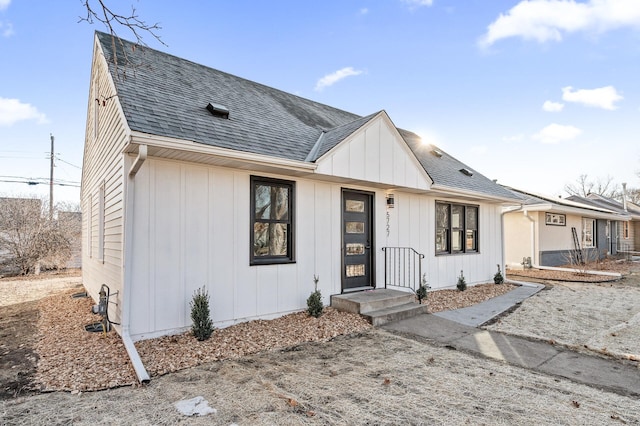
315 114 431 190
81 38 129 327
127 157 504 340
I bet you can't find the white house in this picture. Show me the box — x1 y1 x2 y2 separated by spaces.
82 31 519 352
502 187 628 268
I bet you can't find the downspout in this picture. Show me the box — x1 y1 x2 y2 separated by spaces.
523 210 536 266
121 144 150 384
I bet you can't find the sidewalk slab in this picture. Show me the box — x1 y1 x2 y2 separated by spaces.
433 283 544 327
382 281 640 397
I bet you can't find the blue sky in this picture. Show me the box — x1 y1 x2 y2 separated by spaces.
1 0 639 204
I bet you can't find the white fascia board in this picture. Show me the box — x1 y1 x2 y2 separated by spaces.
515 203 627 220
127 132 316 174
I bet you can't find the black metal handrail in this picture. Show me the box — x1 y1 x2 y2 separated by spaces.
382 247 425 292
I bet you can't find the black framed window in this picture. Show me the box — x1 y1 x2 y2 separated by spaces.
436 201 479 255
250 176 295 265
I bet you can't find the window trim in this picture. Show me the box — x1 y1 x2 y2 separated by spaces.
435 201 479 255
623 221 630 239
250 176 295 265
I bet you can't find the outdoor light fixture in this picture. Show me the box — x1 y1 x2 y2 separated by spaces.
386 193 395 208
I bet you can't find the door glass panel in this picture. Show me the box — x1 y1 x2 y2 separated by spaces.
346 264 365 277
345 200 365 212
346 243 365 255
346 222 365 234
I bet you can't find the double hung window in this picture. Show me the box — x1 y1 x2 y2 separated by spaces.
250 176 295 264
436 201 478 254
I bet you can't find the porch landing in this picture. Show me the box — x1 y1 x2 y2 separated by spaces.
330 289 428 326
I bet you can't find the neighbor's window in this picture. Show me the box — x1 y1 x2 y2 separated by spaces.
250 176 295 264
436 201 479 254
582 218 595 248
545 213 566 226
623 221 630 239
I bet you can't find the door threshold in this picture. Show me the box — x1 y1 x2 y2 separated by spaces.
342 286 375 294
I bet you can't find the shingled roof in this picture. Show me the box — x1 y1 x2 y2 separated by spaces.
96 31 515 201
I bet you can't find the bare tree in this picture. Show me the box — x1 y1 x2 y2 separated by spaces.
0 197 80 275
564 174 620 199
79 1 165 74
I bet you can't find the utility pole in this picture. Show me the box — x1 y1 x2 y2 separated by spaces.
49 133 54 219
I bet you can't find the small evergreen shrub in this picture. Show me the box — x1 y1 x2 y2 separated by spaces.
494 264 504 284
416 273 429 304
307 274 323 318
456 270 467 292
190 286 213 341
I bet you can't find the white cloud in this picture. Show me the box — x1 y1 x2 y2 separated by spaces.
0 21 14 37
401 0 434 8
0 0 10 11
479 0 640 48
0 97 49 126
314 67 363 92
542 100 564 112
532 123 582 144
359 8 369 15
561 85 623 110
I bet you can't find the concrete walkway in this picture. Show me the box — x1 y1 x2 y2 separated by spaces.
433 280 544 327
382 281 640 397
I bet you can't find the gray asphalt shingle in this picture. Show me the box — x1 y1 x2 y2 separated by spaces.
96 32 515 201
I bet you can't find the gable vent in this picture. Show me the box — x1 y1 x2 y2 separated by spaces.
207 102 229 119
459 168 473 177
431 149 443 158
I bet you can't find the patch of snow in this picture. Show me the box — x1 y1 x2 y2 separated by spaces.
174 396 217 416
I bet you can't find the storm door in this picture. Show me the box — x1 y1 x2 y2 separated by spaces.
342 190 374 291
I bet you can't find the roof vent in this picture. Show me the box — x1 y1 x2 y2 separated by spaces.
207 102 229 119
431 149 443 158
459 168 473 177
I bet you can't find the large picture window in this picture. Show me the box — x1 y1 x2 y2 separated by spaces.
250 176 295 265
436 201 479 254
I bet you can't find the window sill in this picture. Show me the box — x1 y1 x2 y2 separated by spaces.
250 259 297 266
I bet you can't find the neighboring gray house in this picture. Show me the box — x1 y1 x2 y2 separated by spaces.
82 31 518 343
567 193 640 254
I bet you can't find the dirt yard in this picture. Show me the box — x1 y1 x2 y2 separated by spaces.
2 264 640 424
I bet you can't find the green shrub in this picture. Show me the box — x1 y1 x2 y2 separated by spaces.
190 286 214 341
494 264 504 284
456 270 467 292
416 273 429 304
307 274 323 318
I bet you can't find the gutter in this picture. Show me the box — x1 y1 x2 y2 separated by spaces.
121 144 151 384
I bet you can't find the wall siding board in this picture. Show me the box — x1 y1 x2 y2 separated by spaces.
81 41 128 330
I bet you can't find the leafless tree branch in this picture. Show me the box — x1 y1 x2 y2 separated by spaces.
79 0 165 77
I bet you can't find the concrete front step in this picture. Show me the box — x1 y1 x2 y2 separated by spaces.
363 302 429 327
330 289 416 315
330 288 428 326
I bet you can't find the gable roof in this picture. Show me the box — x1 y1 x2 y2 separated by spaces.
95 31 516 201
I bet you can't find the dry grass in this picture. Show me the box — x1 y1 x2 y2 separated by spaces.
4 329 640 425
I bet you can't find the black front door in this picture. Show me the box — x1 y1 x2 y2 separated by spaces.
342 190 374 291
